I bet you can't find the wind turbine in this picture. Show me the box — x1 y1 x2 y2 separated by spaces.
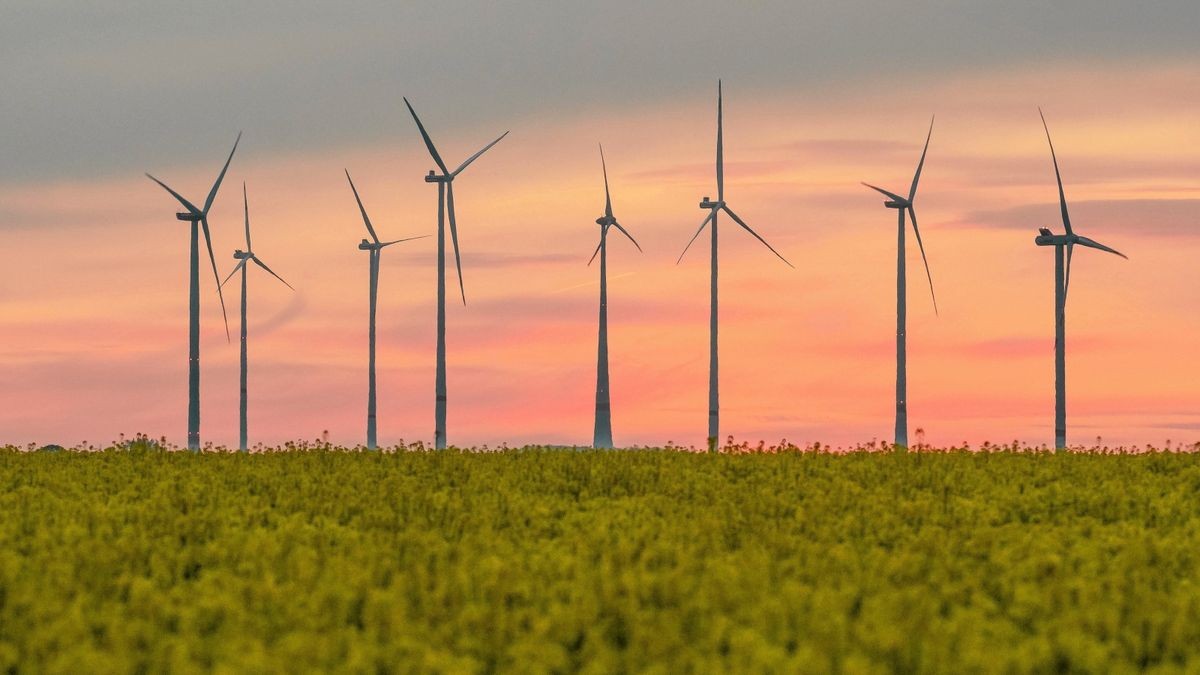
589 145 642 449
345 170 428 450
862 117 937 450
678 81 793 453
221 183 293 452
146 133 239 451
404 97 508 450
1034 108 1127 451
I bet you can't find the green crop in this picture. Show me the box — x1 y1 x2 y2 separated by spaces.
1 446 1199 673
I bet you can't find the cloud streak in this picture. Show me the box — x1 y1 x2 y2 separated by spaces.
965 199 1200 236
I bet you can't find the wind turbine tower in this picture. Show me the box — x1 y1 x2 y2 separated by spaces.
146 133 240 451
677 81 793 453
861 118 938 450
1034 109 1127 450
345 170 428 450
404 98 508 450
589 145 641 448
222 183 293 452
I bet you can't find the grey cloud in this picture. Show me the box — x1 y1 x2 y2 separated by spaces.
2 1 1197 183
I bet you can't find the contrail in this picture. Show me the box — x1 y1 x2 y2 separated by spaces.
549 272 636 294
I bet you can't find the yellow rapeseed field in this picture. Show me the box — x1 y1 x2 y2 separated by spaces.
1 446 1199 673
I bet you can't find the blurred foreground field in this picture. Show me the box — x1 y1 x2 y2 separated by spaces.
1 447 1199 673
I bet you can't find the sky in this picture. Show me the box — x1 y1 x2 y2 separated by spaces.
2 2 1199 449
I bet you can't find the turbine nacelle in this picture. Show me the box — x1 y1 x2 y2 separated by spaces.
358 239 376 251
863 185 913 210
232 249 253 260
176 212 202 222
424 170 451 184
1035 228 1068 246
595 216 614 227
1034 230 1127 260
699 197 724 210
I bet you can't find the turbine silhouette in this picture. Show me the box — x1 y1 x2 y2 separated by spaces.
221 183 293 452
145 132 240 451
404 97 508 450
678 81 793 453
862 117 937 450
1034 108 1127 450
345 170 428 450
589 145 641 449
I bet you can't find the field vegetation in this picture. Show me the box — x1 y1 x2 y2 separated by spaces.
1 442 1198 673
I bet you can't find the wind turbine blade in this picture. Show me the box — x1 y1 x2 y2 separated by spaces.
221 258 248 288
862 182 905 203
446 183 466 304
203 131 241 215
379 235 432 248
452 131 509 177
1075 235 1128 259
716 79 724 202
611 220 642 252
146 174 201 214
201 218 230 341
403 97 450 175
1038 108 1073 236
677 210 716 264
252 257 294 290
908 115 934 202
344 169 380 243
600 143 613 218
722 205 793 268
907 207 939 316
242 182 252 250
587 240 603 266
1063 241 1074 303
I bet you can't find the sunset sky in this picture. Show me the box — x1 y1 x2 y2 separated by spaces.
2 2 1199 449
